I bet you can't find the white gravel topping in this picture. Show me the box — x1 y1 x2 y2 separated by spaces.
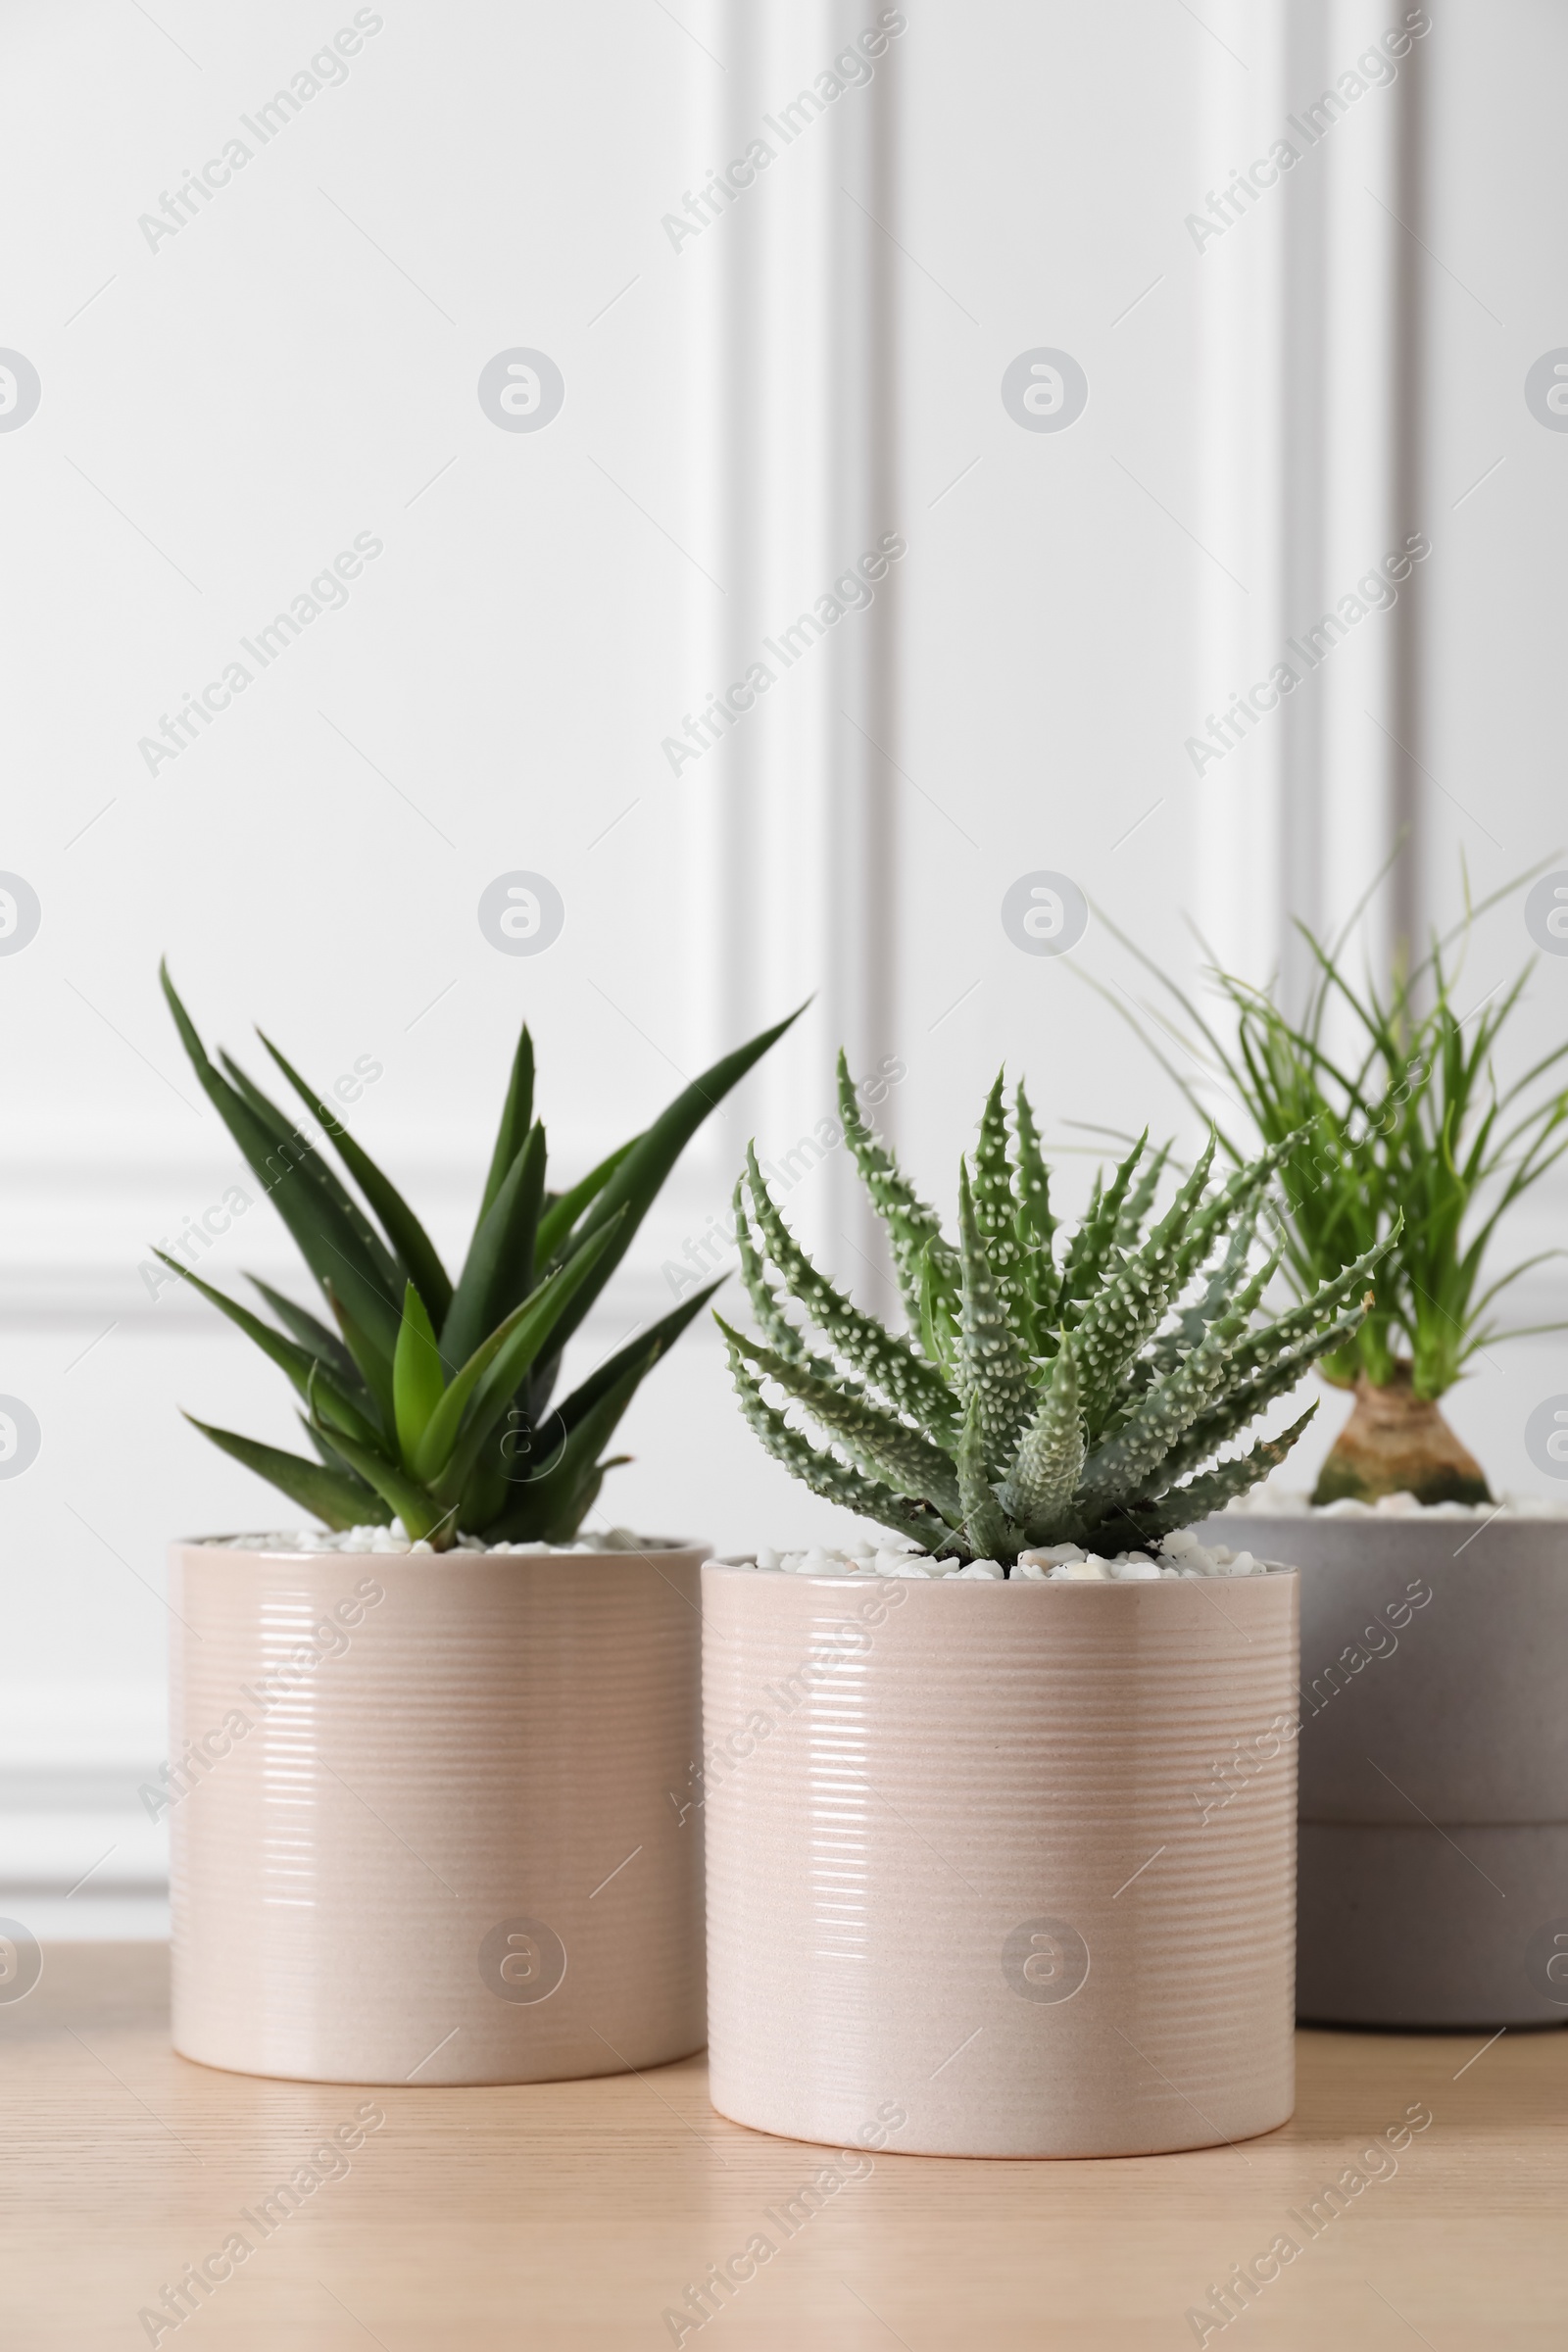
204 1522 675 1557
1221 1487 1568 1519
733 1533 1281 1580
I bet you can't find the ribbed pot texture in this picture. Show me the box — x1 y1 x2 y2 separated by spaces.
702 1561 1299 2158
1200 1510 1568 2030
169 1541 707 2084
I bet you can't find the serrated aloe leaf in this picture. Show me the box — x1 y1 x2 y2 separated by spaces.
1076 1246 1281 1506
719 1330 947 1549
955 1390 1015 1561
443 1122 548 1369
1223 1226 1396 1388
733 1173 809 1364
1115 1140 1171 1250
743 1148 957 1435
956 1164 1035 1469
973 1070 1031 1333
1158 1307 1364 1488
180 1412 389 1530
999 1332 1084 1527
392 1280 446 1467
478 1021 535 1225
258 1030 453 1327
1070 1135 1217 1413
154 1251 380 1449
837 1049 948 1326
1094 1405 1319 1549
1011 1082 1059 1346
1057 1135 1146 1308
719 1318 962 1520
917 1239 961 1376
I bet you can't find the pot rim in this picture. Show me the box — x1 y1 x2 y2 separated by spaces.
703 1556 1298 1585
175 1531 710 1561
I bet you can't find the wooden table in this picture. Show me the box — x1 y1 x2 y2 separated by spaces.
3 1945 1564 2349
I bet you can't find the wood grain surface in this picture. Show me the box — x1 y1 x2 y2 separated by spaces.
2 1943 1564 2348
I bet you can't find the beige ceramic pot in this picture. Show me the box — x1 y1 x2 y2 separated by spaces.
703 1560 1298 2158
167 1539 707 2084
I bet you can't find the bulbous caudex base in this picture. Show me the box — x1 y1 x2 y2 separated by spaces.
1312 1365 1492 1508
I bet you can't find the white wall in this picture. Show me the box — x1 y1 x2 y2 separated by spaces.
2 0 1564 1931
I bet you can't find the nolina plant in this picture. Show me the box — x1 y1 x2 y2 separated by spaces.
1099 874 1568 1505
159 968 796 1549
719 1059 1391 1568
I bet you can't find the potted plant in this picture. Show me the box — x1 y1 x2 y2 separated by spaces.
155 965 795 2085
701 1057 1388 2158
1108 883 1568 2029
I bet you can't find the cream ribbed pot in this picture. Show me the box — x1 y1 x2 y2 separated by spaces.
168 1540 706 2084
702 1560 1299 2159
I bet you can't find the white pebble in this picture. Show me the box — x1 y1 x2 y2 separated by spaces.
756 1545 781 1570
956 1559 1004 1580
1013 1560 1049 1581
1021 1543 1086 1567
1053 1559 1111 1581
1111 1559 1161 1581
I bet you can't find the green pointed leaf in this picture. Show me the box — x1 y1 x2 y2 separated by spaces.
542 1003 807 1361
258 1031 453 1327
478 1022 535 1224
550 1278 725 1440
303 1414 453 1547
443 1123 548 1368
180 1412 389 1531
218 1050 402 1295
483 1356 652 1544
417 1212 627 1488
324 1281 398 1435
161 965 402 1361
155 1252 380 1448
534 1137 640 1266
393 1280 446 1467
247 1278 363 1390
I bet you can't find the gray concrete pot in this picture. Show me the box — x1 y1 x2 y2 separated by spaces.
1197 1509 1568 2030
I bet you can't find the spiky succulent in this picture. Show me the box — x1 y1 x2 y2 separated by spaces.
160 965 796 1551
718 1056 1395 1569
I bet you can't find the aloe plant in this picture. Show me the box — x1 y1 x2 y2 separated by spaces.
719 1058 1393 1568
159 965 796 1549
